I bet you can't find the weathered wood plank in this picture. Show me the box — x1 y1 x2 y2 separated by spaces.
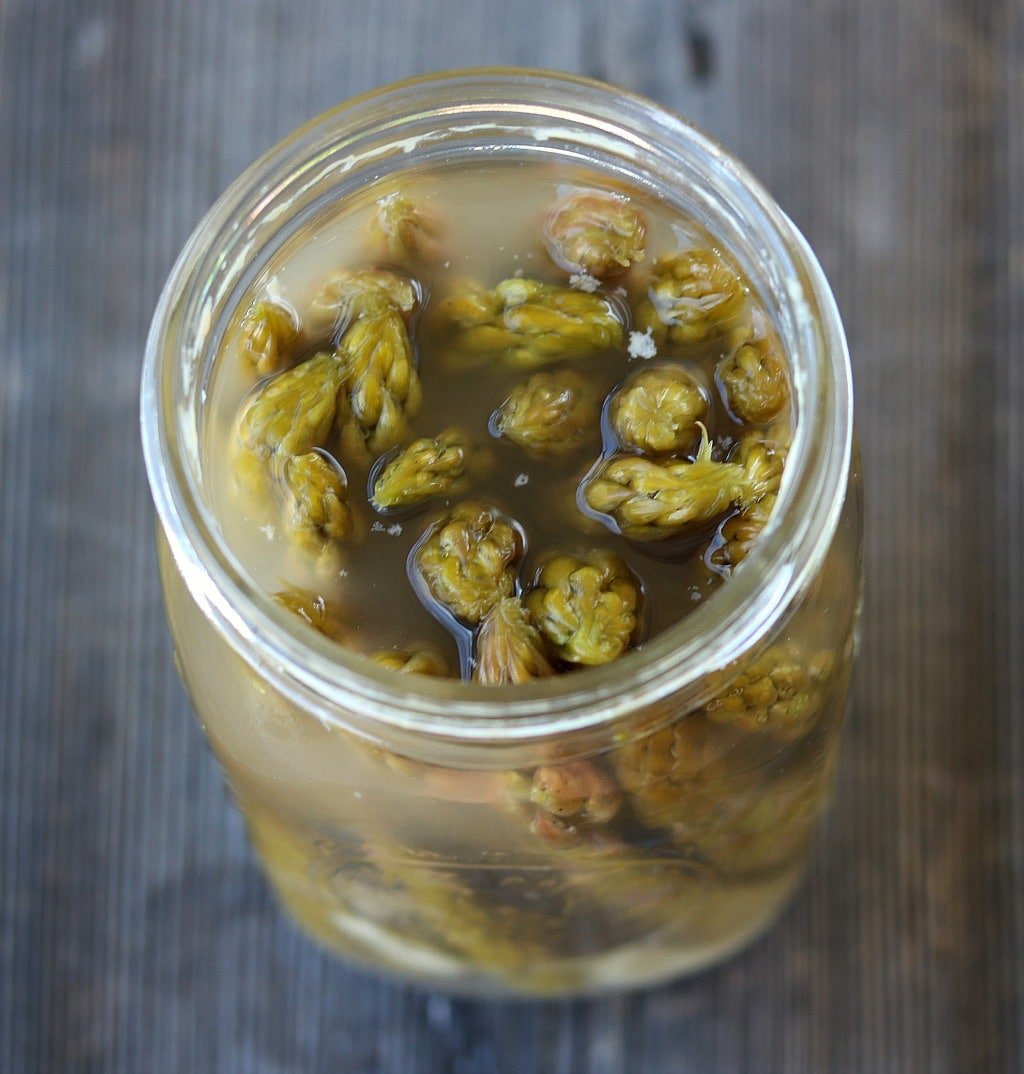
0 1 1020 1071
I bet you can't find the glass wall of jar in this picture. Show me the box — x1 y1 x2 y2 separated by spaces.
142 69 861 996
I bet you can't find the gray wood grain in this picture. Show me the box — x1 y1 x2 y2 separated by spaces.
1 0 1021 1071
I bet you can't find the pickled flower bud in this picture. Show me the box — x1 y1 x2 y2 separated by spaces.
635 248 747 346
338 307 422 453
371 428 473 510
373 191 441 263
436 277 624 366
492 370 598 456
329 383 373 468
530 760 622 824
713 493 776 568
274 586 348 641
733 436 785 502
704 643 834 741
280 450 353 551
543 191 646 278
237 299 299 376
610 364 708 455
582 425 751 540
611 717 730 831
718 337 789 424
236 352 347 460
526 551 640 665
371 648 450 676
701 762 832 876
308 266 420 339
473 597 555 685
413 502 524 624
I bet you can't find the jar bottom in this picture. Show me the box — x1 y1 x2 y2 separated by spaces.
252 815 806 997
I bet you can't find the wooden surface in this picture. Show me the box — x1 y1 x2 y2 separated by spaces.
1 1 1022 1071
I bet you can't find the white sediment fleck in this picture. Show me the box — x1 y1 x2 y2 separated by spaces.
569 272 600 293
259 523 275 539
628 328 658 359
513 268 524 278
371 521 385 532
443 259 451 269
386 523 403 536
514 473 529 488
338 568 349 578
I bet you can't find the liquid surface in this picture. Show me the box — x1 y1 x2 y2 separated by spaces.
206 159 791 679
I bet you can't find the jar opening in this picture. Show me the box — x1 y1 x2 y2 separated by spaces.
141 68 852 746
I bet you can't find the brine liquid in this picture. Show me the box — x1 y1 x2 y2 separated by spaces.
204 159 790 673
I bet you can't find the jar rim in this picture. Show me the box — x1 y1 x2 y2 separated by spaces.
141 67 853 746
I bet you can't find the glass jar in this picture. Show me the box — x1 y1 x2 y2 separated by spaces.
141 69 861 996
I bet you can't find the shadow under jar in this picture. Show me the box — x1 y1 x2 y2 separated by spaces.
141 69 862 997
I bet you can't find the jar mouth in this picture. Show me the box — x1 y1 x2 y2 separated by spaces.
141 67 852 746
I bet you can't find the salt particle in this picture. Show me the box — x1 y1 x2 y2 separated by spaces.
386 523 403 536
628 328 658 360
569 272 600 293
371 521 385 533
338 568 349 578
514 473 529 488
259 523 275 539
353 790 363 799
513 268 524 278
443 259 451 269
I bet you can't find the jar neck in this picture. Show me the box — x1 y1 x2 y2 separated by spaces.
141 68 852 760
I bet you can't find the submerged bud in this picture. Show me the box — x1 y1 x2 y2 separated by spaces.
713 494 776 569
371 429 474 510
704 643 834 741
274 586 348 641
543 191 646 278
526 551 640 665
530 760 622 824
236 352 347 460
610 364 708 455
373 192 442 263
583 425 750 539
413 502 524 624
338 307 422 453
237 299 299 376
718 337 789 424
635 248 747 346
474 597 555 685
280 450 353 551
371 648 450 676
435 277 623 367
492 370 598 456
307 267 419 340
